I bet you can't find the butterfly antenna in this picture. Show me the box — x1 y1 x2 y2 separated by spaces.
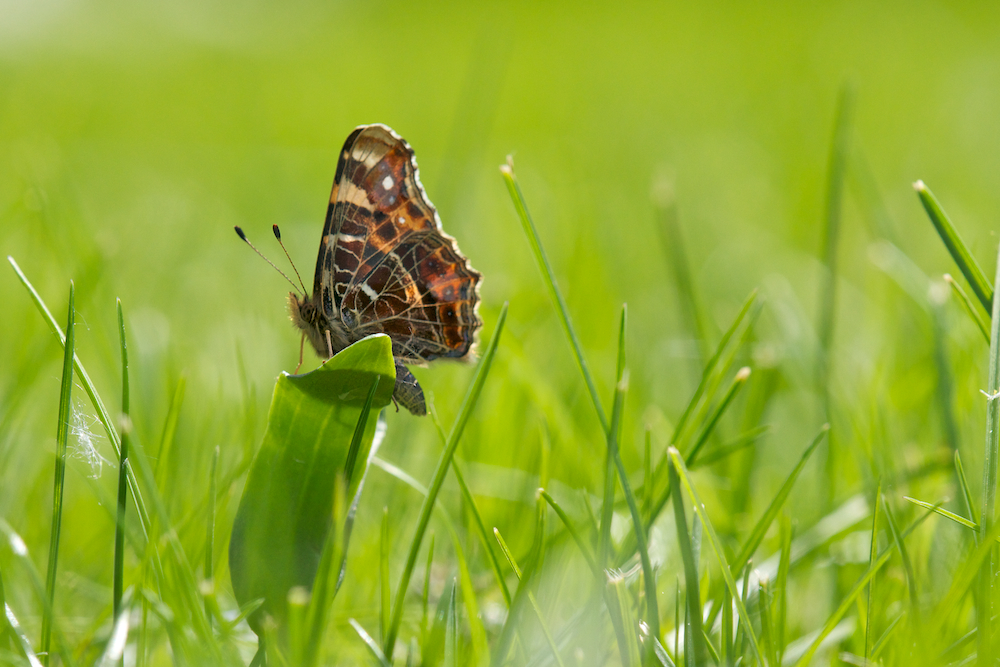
234 226 304 296
272 224 309 294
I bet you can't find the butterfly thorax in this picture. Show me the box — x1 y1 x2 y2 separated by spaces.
288 292 350 358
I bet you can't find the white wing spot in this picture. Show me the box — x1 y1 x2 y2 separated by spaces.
360 282 379 303
382 175 394 190
397 217 406 225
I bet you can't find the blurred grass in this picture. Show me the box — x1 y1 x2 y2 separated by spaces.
4 1 1000 665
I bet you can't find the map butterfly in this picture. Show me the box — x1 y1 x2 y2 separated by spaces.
238 124 482 415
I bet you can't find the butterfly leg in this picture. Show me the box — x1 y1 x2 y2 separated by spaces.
393 362 426 416
295 332 306 374
325 329 334 358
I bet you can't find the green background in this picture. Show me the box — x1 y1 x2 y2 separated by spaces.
2 0 999 662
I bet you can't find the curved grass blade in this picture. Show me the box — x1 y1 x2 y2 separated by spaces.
914 181 992 312
945 274 990 342
41 282 74 667
8 258 154 548
500 160 608 434
383 303 507 658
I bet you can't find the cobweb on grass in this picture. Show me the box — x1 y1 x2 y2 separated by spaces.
70 397 111 479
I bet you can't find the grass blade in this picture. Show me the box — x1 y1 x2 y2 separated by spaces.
731 425 829 573
865 481 882 662
501 159 608 433
444 582 458 667
685 367 751 466
979 240 1000 658
914 181 992 312
420 533 435 648
383 303 507 658
668 453 709 666
945 274 990 342
793 506 937 667
114 299 130 624
428 409 512 607
606 571 642 667
540 490 598 576
903 496 977 532
381 508 391 644
669 448 764 666
777 512 792 663
349 619 391 667
41 282 74 666
955 450 980 531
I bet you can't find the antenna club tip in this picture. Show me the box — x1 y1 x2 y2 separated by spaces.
272 224 281 240
234 226 247 241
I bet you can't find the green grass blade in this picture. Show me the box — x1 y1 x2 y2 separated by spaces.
669 448 764 666
864 481 881 662
882 495 918 616
383 303 507 659
606 571 642 667
205 445 219 605
41 282 74 667
4 599 46 667
945 274 991 342
494 528 521 580
500 160 608 434
652 636 678 667
758 577 778 667
444 581 458 667
817 84 853 396
8 260 160 560
421 534 435 647
979 240 1000 658
731 425 829 573
428 408 512 607
670 289 759 457
955 450 980 531
777 512 792 663
904 496 978 532
606 371 661 645
349 619 391 667
668 452 709 666
685 367 751 466
914 181 993 312
380 507 391 644
630 291 760 562
599 305 628 566
654 186 710 366
793 506 937 667
114 299 129 624
540 490 599 576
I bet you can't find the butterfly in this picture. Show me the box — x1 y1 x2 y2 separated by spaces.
239 124 482 415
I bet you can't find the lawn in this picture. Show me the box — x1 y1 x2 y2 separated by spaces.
3 2 1000 665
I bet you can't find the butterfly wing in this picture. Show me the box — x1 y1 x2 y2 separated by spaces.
314 124 481 363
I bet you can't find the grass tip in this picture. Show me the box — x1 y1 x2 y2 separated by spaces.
735 366 751 381
913 179 926 192
821 423 831 432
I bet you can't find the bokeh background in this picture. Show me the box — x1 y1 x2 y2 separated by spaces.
3 0 1000 661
